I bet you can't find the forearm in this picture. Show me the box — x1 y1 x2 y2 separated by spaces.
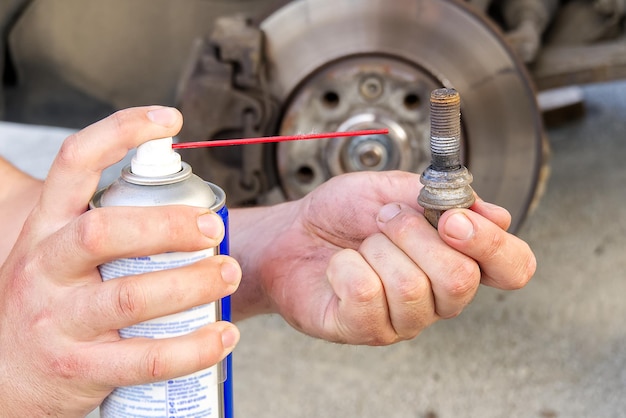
228 200 301 321
0 157 43 263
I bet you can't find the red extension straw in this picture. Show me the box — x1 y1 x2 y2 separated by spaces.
172 129 389 149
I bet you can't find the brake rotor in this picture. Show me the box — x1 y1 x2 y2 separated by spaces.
261 0 545 231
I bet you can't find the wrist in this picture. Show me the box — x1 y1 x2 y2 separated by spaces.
229 200 301 321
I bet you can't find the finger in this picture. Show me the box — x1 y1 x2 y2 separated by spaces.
86 322 239 388
438 209 536 290
38 206 225 280
325 248 396 345
377 203 481 319
38 106 183 230
69 255 240 336
361 170 425 211
359 233 437 339
470 196 512 231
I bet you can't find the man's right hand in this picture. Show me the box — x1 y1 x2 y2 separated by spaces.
0 107 241 417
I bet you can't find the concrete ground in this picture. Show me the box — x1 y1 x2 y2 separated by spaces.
1 80 625 418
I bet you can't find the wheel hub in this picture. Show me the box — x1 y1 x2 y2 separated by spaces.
261 0 545 231
277 56 440 197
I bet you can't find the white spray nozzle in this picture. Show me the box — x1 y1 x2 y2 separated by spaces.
131 137 182 177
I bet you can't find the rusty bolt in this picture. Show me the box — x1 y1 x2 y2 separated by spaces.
418 88 475 228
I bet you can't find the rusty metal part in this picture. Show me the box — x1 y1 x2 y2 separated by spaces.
502 0 559 63
528 0 626 91
275 55 436 199
176 15 281 206
532 40 626 90
262 0 544 232
3 0 626 126
418 89 475 228
546 0 625 45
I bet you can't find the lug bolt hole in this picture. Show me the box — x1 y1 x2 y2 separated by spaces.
295 165 315 184
322 91 340 108
403 93 421 110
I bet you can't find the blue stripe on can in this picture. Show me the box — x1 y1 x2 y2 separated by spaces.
217 204 234 418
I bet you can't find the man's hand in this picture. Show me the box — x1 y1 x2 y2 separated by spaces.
0 105 536 415
231 171 535 345
0 107 241 417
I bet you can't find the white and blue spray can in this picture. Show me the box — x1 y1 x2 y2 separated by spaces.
90 138 233 418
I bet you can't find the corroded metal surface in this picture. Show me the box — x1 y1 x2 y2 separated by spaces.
418 89 475 228
262 0 544 231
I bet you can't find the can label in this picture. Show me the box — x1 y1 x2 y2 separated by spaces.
91 161 231 418
99 249 224 418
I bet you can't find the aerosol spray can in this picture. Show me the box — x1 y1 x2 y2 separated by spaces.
90 137 233 418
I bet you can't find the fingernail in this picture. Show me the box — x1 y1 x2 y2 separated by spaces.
220 260 241 285
147 107 179 127
221 326 240 350
197 213 224 239
444 212 474 240
378 203 402 223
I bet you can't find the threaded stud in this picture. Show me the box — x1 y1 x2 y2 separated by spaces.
418 88 475 228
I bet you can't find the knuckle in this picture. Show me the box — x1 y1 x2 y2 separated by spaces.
509 246 537 290
440 307 463 320
395 271 430 303
331 311 398 346
349 277 383 305
142 345 170 381
443 259 480 300
366 329 400 346
49 351 85 380
114 279 148 320
195 329 221 366
17 251 43 284
395 322 427 341
368 337 394 346
392 214 423 242
108 109 134 138
75 211 109 256
163 208 192 240
524 249 538 278
340 318 396 346
56 134 83 167
479 230 506 261
195 346 213 368
359 234 387 261
402 329 423 341
156 207 204 249
501 210 512 231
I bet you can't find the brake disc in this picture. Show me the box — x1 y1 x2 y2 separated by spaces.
261 0 545 231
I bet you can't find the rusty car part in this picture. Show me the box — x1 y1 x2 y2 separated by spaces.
1 0 626 229
531 0 626 89
273 55 436 200
176 15 281 206
418 89 475 228
502 0 559 63
262 0 544 231
3 0 623 117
